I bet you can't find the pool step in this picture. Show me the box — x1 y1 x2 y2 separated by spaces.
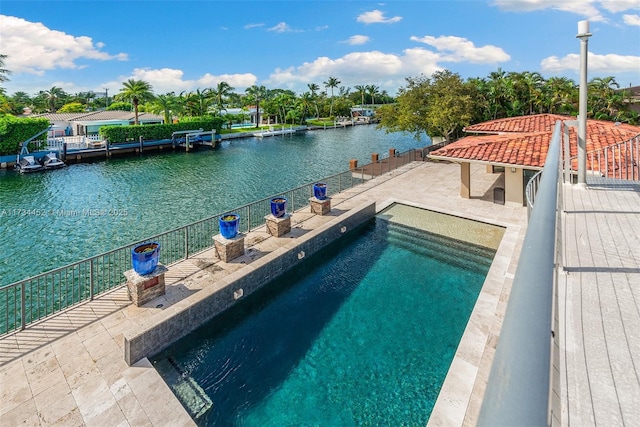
152 358 213 419
381 220 495 273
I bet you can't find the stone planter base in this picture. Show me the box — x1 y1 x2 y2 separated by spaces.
309 196 332 215
124 264 167 307
265 213 291 237
213 233 245 262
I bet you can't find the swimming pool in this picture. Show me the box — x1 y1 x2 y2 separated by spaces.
151 205 503 426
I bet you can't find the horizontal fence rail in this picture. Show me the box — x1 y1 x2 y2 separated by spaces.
0 149 418 335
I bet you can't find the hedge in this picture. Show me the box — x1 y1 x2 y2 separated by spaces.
100 117 225 144
0 116 51 155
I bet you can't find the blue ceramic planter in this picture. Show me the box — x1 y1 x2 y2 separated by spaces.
132 242 160 275
270 197 287 218
313 182 327 200
219 214 240 239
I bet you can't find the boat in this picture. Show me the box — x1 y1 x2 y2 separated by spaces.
41 152 66 170
15 156 45 173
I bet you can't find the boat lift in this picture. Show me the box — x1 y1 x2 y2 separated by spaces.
171 129 217 151
18 125 52 156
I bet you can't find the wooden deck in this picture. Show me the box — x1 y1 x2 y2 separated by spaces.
558 177 640 426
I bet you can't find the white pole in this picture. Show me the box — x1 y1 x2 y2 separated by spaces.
577 20 592 185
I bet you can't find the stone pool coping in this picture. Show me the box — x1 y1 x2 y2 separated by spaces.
124 201 378 365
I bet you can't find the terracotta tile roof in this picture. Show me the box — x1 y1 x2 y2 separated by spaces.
430 115 640 177
463 113 572 134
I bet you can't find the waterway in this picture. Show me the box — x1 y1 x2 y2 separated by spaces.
0 125 427 285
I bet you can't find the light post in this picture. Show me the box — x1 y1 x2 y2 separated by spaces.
104 88 109 108
577 20 591 185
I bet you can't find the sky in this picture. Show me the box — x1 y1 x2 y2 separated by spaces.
1 0 639 98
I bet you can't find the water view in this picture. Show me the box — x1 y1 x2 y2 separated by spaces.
0 125 426 285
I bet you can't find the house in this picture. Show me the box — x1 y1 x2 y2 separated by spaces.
428 113 640 205
30 110 164 137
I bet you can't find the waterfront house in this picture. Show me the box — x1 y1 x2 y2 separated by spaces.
30 110 164 137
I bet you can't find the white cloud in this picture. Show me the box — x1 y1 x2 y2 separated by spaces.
266 48 446 92
344 35 371 45
106 68 258 94
491 0 607 21
623 13 640 25
356 10 402 24
410 35 511 63
541 52 640 72
0 15 128 75
598 0 640 13
244 23 264 29
268 22 299 33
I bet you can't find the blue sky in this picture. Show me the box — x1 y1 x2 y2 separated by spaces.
1 0 639 98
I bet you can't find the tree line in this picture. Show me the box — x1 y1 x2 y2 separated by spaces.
377 69 638 142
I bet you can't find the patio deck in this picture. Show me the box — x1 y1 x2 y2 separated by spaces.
558 178 640 426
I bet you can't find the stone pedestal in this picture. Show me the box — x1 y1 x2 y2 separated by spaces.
265 213 291 237
213 233 245 262
309 196 332 215
124 264 167 307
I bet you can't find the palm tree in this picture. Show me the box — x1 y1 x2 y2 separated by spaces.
307 83 320 118
366 84 380 106
0 54 10 84
43 86 65 113
354 85 366 107
212 81 234 111
149 93 180 124
323 76 341 117
245 85 268 128
116 79 154 124
181 88 212 117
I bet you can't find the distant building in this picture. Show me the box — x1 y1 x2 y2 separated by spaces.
30 110 164 137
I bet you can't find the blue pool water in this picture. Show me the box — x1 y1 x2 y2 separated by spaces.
152 212 497 426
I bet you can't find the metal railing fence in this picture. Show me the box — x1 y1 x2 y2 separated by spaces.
563 135 639 182
478 121 563 426
0 149 418 335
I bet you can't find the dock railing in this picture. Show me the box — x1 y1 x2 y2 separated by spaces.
479 121 564 426
0 148 418 336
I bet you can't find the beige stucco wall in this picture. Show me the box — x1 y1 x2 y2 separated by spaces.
505 167 524 205
460 162 471 198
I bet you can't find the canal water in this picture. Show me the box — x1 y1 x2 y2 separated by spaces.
0 125 427 285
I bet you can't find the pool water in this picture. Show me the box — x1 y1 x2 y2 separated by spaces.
152 212 498 426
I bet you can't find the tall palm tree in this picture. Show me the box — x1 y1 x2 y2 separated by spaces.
212 81 234 111
116 79 154 124
323 76 341 117
354 85 366 107
245 85 268 128
43 86 65 113
366 84 380 106
307 83 320 118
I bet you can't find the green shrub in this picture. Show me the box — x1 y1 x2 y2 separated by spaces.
0 116 51 155
99 117 225 144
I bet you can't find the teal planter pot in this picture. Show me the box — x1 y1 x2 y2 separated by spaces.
219 214 240 239
313 182 327 200
270 197 287 218
131 242 160 275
